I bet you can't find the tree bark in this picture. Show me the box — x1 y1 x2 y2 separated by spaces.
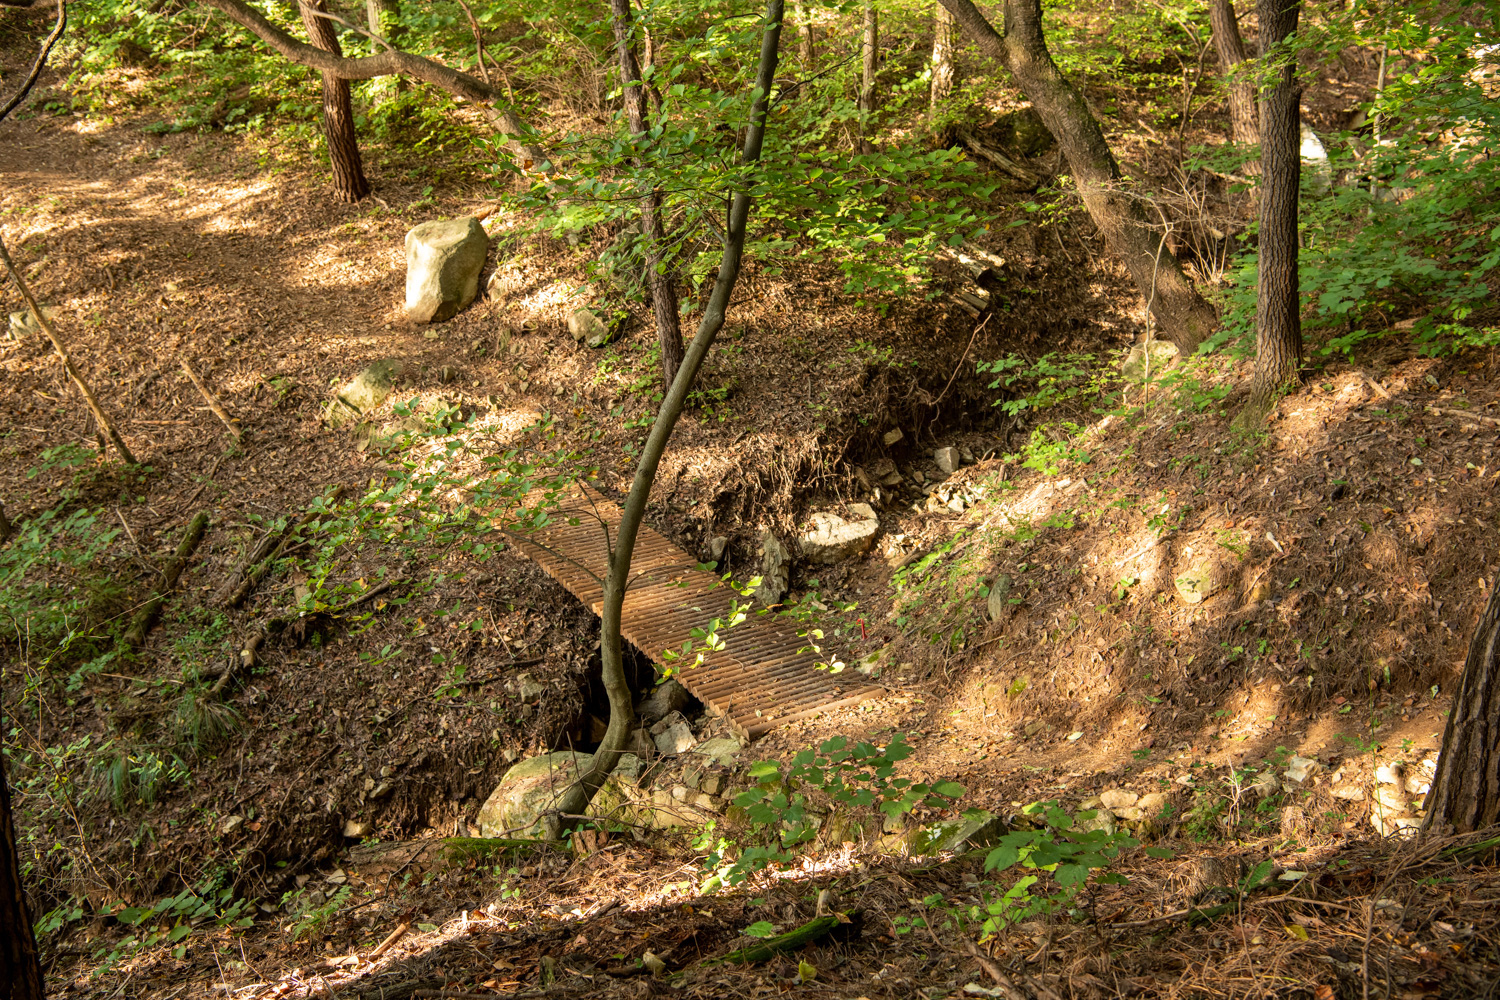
1248 0 1301 409
937 0 1218 351
859 3 878 114
1209 0 1259 146
793 1 814 67
930 2 958 119
198 0 550 172
551 0 784 830
608 0 684 391
1 751 45 1000
300 0 370 203
1423 573 1500 834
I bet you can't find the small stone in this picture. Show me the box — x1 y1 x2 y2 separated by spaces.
798 512 877 564
708 536 728 561
7 305 55 340
1023 720 1044 738
1282 756 1322 784
1078 807 1116 836
755 530 790 606
1374 785 1409 813
1332 784 1365 801
1375 763 1404 786
701 774 725 796
654 720 696 756
671 785 690 802
405 217 488 323
370 781 393 799
342 820 373 839
882 428 904 446
628 727 655 759
987 574 1013 621
1115 806 1145 822
933 447 960 475
1250 771 1281 796
1122 340 1179 382
1100 789 1139 810
692 738 743 766
516 673 546 703
847 502 877 521
220 815 245 836
438 365 458 384
567 308 609 347
641 952 666 976
326 359 403 429
1137 792 1169 813
638 679 691 725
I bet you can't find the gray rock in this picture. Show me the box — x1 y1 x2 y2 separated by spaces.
692 737 742 766
755 530 790 606
327 359 402 429
475 751 642 838
638 678 691 726
405 217 488 323
7 305 55 340
220 815 245 836
987 574 1013 621
1122 340 1179 383
708 536 728 561
799 512 878 564
1250 771 1281 797
1282 756 1322 784
654 720 696 756
906 809 1005 855
567 308 610 348
933 447 960 475
513 672 546 703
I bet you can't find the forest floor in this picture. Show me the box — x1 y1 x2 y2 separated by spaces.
4 18 1500 1000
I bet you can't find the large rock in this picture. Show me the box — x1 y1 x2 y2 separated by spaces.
7 305 55 340
405 217 488 323
475 751 641 839
798 512 878 564
638 678 692 726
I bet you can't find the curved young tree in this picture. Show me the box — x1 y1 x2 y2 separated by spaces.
1248 0 1302 409
300 0 370 203
936 0 1219 351
550 0 785 828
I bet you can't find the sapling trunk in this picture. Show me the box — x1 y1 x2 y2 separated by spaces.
549 0 785 830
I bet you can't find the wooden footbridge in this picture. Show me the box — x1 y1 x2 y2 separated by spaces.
510 485 885 740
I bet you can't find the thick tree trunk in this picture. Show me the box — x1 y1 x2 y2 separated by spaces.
793 1 814 66
1248 0 1301 408
937 0 1218 351
1 754 45 1000
552 0 784 830
930 2 958 119
608 0 684 391
1423 574 1500 834
859 4 878 114
1209 0 1259 146
301 0 370 203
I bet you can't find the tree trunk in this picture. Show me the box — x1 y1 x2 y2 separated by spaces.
793 1 814 67
301 0 370 203
930 2 958 119
551 0 784 830
937 0 1218 352
1 752 45 1000
1423 573 1500 834
1248 0 1301 409
1209 0 1259 146
859 3 878 114
608 0 684 391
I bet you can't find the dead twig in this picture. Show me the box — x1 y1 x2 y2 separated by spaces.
1425 405 1500 426
0 232 137 465
180 358 242 442
369 922 411 961
122 511 210 650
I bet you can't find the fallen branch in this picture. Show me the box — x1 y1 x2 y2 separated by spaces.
710 913 841 965
0 232 137 465
965 942 1025 1000
0 0 64 124
122 512 210 649
180 358 242 442
369 921 411 961
1426 405 1500 427
222 487 346 607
